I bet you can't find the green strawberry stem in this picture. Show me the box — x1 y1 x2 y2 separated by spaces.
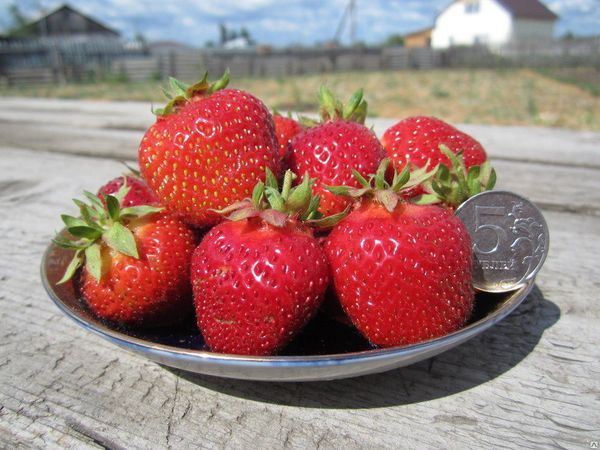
53 180 164 284
154 69 231 116
317 86 368 124
212 168 348 228
418 145 497 208
325 158 438 213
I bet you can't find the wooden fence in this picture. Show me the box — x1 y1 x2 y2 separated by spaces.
1 38 599 86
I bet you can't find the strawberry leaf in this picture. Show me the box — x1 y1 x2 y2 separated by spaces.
352 169 370 188
412 194 441 205
392 165 410 191
52 236 88 249
67 226 102 240
103 222 138 258
113 178 131 204
265 186 285 211
310 205 350 228
227 206 260 222
57 249 83 285
207 68 230 94
342 89 363 120
375 190 399 213
74 199 101 223
375 159 390 190
120 205 164 217
286 173 311 211
83 191 104 212
104 194 120 222
259 209 288 228
169 77 189 97
324 185 351 196
84 243 102 282
486 168 497 190
251 182 265 208
280 170 296 201
302 194 322 220
61 214 88 229
265 168 279 189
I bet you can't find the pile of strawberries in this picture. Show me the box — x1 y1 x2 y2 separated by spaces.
54 71 496 356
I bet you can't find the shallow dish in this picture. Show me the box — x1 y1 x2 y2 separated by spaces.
41 241 534 382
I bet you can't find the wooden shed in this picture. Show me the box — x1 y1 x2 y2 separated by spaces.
404 28 433 48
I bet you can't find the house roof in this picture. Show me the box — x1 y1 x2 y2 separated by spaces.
496 0 558 21
404 27 434 39
27 4 120 36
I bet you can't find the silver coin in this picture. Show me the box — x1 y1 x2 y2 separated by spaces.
455 191 550 293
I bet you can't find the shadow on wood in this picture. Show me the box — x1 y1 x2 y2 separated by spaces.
168 285 559 408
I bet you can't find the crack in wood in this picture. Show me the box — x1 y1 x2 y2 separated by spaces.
165 376 179 448
65 418 127 450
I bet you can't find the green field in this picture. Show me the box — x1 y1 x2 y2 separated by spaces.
2 68 598 130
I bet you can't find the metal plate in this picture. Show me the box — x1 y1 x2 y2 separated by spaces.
41 240 535 382
455 191 550 293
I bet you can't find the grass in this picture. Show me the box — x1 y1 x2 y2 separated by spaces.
535 67 600 97
1 68 599 130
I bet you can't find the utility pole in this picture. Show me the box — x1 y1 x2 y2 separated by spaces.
334 0 356 45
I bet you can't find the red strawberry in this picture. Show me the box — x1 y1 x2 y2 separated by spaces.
324 160 474 347
288 87 385 216
54 185 196 326
139 72 280 227
272 113 303 160
381 116 488 170
98 175 159 207
192 171 334 355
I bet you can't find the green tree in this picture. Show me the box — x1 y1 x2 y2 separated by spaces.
6 3 35 37
385 33 405 47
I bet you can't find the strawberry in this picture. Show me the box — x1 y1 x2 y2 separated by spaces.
324 160 474 347
98 174 159 207
192 170 340 355
288 87 385 216
54 184 196 327
138 72 280 228
272 112 303 160
381 116 488 171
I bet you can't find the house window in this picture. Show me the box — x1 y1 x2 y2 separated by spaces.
465 1 480 14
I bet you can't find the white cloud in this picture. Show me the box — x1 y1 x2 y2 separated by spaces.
0 0 597 44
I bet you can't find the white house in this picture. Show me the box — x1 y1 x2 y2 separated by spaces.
431 0 558 49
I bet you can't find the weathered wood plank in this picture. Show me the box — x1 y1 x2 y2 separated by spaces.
0 147 598 449
1 97 599 167
1 128 598 218
372 119 600 169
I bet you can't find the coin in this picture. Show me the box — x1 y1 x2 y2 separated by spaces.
455 191 550 293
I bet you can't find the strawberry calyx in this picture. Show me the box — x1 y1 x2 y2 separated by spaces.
299 85 368 126
213 169 348 229
419 145 497 209
53 180 164 284
153 69 230 116
325 158 437 213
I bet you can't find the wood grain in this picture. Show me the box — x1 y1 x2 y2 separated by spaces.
0 146 598 449
0 98 599 449
2 97 599 167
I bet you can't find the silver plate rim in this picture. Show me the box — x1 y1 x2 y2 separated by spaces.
41 240 535 381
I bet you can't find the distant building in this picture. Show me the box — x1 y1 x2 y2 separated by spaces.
148 40 195 56
404 28 433 48
0 4 140 76
24 4 119 38
223 36 253 50
431 0 558 49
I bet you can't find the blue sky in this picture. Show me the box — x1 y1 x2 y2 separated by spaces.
1 0 598 46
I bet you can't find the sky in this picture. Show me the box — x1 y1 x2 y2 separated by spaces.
0 0 598 47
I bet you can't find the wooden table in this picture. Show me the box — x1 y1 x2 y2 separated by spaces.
1 98 598 449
